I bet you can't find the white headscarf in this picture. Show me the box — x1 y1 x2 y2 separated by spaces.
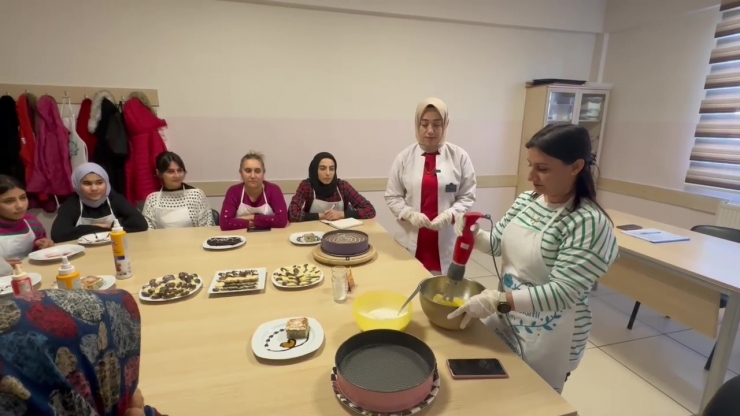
71 163 111 208
415 97 449 153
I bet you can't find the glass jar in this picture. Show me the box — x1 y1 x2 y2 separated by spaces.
332 266 348 303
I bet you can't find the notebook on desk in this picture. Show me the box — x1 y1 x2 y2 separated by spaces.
321 218 363 230
621 228 690 244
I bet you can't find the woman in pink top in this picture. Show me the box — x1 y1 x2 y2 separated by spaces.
220 151 288 231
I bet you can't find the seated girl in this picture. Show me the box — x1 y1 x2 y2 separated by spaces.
142 152 214 229
51 163 148 242
220 151 288 231
289 152 376 222
0 175 53 264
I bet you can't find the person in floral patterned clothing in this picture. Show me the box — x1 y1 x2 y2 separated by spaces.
0 289 165 416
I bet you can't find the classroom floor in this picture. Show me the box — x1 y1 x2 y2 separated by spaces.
466 251 734 416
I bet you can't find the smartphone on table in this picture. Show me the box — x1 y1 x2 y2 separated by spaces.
447 358 508 380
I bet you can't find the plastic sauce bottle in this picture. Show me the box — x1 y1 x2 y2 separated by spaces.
110 220 133 279
11 264 33 297
56 256 80 290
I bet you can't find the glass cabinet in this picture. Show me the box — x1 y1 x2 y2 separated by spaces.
516 85 611 195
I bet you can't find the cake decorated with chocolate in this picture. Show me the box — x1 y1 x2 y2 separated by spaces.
320 230 370 257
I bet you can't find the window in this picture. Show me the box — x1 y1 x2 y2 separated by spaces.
685 0 740 191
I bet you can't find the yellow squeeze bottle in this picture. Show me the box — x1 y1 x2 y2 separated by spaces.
110 220 133 279
56 256 80 290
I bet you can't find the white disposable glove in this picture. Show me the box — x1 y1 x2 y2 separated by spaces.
447 289 502 329
453 213 466 237
403 211 432 229
430 210 454 230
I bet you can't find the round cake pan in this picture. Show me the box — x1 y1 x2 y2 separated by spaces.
321 230 370 257
334 329 436 413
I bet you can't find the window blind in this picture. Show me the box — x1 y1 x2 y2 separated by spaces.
686 0 740 190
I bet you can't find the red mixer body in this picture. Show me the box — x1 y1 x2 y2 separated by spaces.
447 212 486 282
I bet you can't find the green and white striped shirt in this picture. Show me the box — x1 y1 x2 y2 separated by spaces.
477 191 619 361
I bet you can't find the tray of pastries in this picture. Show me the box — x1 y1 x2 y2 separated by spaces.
139 272 203 302
208 268 267 294
271 264 324 289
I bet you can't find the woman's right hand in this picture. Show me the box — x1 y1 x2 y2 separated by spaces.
403 211 432 229
453 214 465 237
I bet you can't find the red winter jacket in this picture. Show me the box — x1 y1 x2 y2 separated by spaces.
26 96 74 198
16 94 36 185
76 98 97 156
123 98 167 203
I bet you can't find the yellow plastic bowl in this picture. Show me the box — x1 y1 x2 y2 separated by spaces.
353 291 413 332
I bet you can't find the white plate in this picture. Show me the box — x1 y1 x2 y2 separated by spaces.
0 273 42 296
208 268 267 295
139 274 203 302
289 231 325 246
251 317 325 360
271 264 324 289
202 236 246 250
78 232 111 246
28 244 85 261
51 275 117 291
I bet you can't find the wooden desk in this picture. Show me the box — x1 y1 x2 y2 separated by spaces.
23 221 576 416
604 210 740 412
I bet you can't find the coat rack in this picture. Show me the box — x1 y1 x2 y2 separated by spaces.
0 83 159 106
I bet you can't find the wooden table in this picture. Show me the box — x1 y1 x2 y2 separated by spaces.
603 210 740 412
23 221 576 416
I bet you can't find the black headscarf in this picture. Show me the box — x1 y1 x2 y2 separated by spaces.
309 152 338 200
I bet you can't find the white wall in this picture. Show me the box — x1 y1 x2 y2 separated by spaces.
1 0 600 227
598 0 722 226
229 0 607 33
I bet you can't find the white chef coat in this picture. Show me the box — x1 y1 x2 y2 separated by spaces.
384 142 476 274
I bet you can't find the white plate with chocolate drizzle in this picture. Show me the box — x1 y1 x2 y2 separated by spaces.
202 236 246 250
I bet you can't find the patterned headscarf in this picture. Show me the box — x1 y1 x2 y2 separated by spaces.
0 290 163 416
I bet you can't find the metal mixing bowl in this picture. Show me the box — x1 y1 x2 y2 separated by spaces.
419 276 486 330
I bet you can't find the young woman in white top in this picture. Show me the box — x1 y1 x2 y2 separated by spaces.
385 97 476 275
142 152 213 229
448 123 619 393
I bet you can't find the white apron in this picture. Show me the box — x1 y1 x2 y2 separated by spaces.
309 189 344 214
0 220 36 260
61 97 88 170
482 199 575 393
154 187 193 229
236 186 274 217
76 199 117 228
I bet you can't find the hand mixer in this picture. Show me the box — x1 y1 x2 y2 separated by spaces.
397 212 489 315
441 212 488 302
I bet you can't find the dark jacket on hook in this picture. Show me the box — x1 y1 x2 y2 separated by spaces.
0 95 25 185
88 91 129 195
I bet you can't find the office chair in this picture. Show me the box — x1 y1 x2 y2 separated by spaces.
212 209 220 226
626 225 740 370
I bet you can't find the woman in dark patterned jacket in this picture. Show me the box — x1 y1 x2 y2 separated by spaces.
288 152 376 222
0 289 165 416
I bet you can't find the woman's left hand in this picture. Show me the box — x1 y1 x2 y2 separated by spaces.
324 210 345 221
238 214 256 221
447 290 501 329
34 238 55 249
